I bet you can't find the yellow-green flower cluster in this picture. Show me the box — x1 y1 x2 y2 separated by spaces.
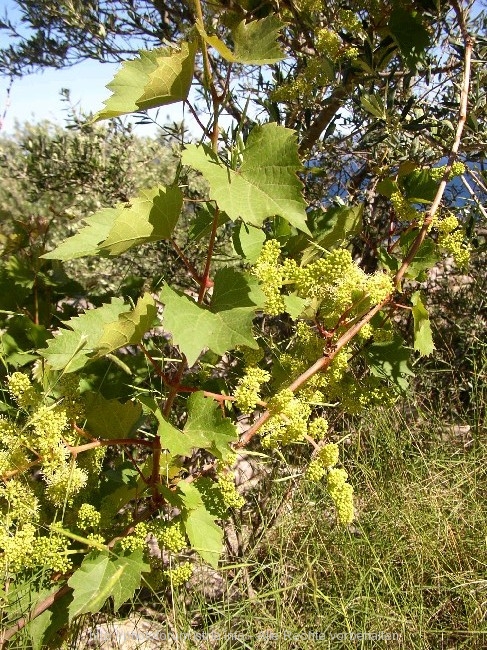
0 522 37 573
338 9 361 32
119 521 149 552
366 272 394 304
150 520 187 553
0 479 39 524
432 213 471 268
8 372 40 408
391 190 418 222
430 161 465 181
233 366 270 413
217 471 245 510
31 534 73 574
45 463 88 507
306 442 340 482
252 239 285 315
316 28 342 60
77 503 101 531
308 417 329 440
261 393 312 448
327 468 354 525
0 525 72 575
164 561 193 587
438 230 471 268
337 376 397 414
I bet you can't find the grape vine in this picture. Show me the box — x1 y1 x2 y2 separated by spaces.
0 0 478 646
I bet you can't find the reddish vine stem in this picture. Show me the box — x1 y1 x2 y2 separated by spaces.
237 301 387 447
171 238 202 284
197 205 220 303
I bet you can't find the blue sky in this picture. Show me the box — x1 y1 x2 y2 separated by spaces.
0 1 484 138
0 0 197 137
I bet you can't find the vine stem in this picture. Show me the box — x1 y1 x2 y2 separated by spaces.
237 301 386 447
198 205 220 303
0 584 72 647
68 437 155 456
239 1 473 448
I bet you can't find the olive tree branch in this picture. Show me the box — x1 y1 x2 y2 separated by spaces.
239 1 473 448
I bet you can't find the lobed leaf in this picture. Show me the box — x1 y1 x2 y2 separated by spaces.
41 294 157 372
93 42 196 121
160 268 264 366
42 186 183 261
67 549 149 621
182 123 309 233
198 15 286 64
177 482 223 568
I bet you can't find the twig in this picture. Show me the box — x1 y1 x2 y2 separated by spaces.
395 1 472 286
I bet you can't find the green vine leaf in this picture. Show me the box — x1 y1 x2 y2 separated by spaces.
182 123 310 233
93 42 197 121
40 299 127 372
160 269 264 366
232 222 266 263
42 186 183 261
84 394 143 439
177 482 223 568
365 336 414 394
67 549 149 621
41 294 156 372
95 293 157 356
198 15 285 64
411 291 435 357
183 392 238 461
98 186 183 255
41 207 119 261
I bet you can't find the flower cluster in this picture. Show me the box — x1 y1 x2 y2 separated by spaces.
216 471 245 509
150 520 187 554
306 442 340 482
391 190 419 222
164 561 193 587
327 468 354 525
233 366 270 413
77 503 102 531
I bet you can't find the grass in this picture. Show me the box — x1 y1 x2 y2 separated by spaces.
4 373 487 650
62 396 487 650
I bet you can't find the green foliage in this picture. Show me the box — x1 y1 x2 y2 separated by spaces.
411 291 435 357
198 15 286 64
160 269 264 366
1 1 486 647
43 186 183 260
67 549 150 619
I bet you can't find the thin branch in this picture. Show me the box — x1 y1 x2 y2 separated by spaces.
0 585 72 647
197 206 219 303
237 301 386 448
171 238 202 284
298 78 355 155
395 1 472 286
